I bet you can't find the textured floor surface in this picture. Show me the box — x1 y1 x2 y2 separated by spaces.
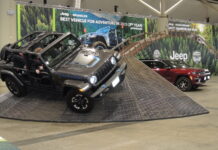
0 57 208 122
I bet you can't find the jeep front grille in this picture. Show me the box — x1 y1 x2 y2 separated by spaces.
198 71 205 75
96 60 114 83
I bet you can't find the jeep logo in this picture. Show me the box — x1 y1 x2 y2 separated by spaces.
192 51 201 64
170 51 188 61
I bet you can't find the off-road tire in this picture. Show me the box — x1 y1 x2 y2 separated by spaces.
176 77 192 92
5 76 27 97
66 90 94 113
92 41 107 50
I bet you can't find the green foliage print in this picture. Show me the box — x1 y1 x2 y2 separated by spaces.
20 5 52 37
55 9 85 37
116 16 145 39
137 37 217 74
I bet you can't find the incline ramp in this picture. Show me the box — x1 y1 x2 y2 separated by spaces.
0 57 208 122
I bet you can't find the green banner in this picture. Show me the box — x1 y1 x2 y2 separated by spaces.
16 4 218 74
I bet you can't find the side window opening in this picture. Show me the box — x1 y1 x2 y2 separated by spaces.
42 35 80 67
143 61 153 68
29 34 61 52
12 32 41 49
153 61 165 69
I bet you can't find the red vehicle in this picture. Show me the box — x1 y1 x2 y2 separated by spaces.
141 59 207 91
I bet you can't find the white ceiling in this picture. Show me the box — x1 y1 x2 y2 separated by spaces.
16 0 218 24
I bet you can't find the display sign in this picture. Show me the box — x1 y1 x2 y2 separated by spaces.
17 4 150 39
137 20 218 74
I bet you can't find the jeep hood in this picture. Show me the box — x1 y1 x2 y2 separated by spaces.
55 48 113 78
80 32 104 39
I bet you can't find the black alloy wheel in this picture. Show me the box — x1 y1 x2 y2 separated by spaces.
176 77 192 92
66 90 94 113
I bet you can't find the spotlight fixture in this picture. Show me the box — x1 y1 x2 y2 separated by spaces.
43 0 47 5
29 1 33 3
99 9 102 11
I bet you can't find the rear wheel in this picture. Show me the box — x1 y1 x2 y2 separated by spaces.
5 77 26 97
66 90 94 113
176 77 192 91
92 41 107 50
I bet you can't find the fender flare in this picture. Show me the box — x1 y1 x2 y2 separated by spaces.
63 80 90 95
0 70 24 86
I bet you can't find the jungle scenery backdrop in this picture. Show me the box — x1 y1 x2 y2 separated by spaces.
137 21 218 74
17 3 218 74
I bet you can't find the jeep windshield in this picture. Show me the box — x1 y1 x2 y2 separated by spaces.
163 60 189 69
172 60 190 68
41 34 80 67
96 26 114 34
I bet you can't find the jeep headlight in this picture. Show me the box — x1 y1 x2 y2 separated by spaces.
89 75 98 85
114 52 121 60
110 57 117 65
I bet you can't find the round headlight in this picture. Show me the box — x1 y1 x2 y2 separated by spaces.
110 57 117 65
89 76 98 85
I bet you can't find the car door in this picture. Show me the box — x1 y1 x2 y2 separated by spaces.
27 54 53 88
152 61 171 81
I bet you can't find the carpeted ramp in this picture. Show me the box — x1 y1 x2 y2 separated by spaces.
0 57 208 122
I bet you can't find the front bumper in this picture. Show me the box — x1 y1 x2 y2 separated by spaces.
205 74 211 80
193 76 207 85
90 62 127 98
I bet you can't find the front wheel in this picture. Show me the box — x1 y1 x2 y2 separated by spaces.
175 77 192 92
66 90 94 113
92 41 107 50
5 77 27 97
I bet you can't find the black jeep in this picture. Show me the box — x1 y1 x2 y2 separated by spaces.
0 32 127 113
79 26 123 50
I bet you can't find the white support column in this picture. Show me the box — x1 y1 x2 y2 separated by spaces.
157 17 168 33
138 0 184 33
75 0 81 9
0 0 16 49
160 0 166 17
158 0 168 33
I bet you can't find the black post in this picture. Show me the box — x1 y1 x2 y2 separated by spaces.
114 5 118 12
43 0 47 4
206 17 210 23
